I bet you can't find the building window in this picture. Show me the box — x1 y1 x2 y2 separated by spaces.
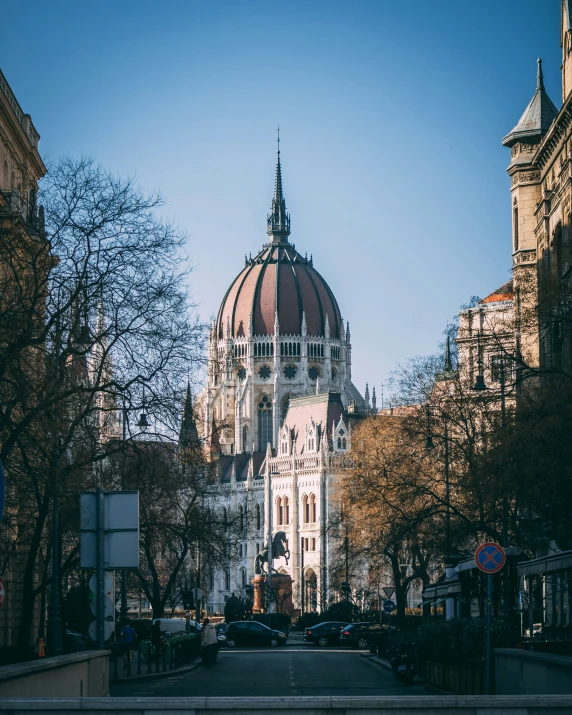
554 225 563 276
277 497 283 526
308 366 321 381
303 495 310 524
259 365 272 379
241 568 247 587
513 205 519 251
258 395 272 450
283 496 290 525
239 504 244 532
311 538 316 551
310 493 317 523
284 364 297 379
237 366 246 380
224 570 230 590
256 503 261 531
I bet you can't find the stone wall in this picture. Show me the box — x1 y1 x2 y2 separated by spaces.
0 650 109 698
495 648 572 695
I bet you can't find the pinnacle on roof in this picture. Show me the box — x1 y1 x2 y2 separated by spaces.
267 127 291 241
178 381 200 450
502 58 559 147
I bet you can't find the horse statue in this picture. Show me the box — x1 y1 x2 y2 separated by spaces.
255 531 290 574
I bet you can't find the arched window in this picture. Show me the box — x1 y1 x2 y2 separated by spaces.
337 437 342 449
241 568 247 587
258 395 272 450
305 568 318 610
256 503 261 530
303 495 310 524
342 438 347 449
238 543 243 557
513 201 519 251
276 497 284 525
310 493 317 523
239 504 244 532
224 569 230 590
283 496 290 525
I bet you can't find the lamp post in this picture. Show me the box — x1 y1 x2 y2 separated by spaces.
47 317 63 657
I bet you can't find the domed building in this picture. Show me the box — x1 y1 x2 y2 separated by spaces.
205 142 364 457
199 142 369 616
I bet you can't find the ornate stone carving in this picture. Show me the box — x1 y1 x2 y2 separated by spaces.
514 250 537 265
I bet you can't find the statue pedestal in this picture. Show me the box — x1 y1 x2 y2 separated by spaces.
252 575 266 613
252 573 294 615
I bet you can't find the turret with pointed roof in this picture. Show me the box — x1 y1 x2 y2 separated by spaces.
503 59 558 149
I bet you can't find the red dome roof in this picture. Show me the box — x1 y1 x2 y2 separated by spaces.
216 243 342 339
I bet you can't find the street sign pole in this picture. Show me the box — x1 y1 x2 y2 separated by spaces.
475 542 506 696
485 572 492 695
96 488 105 650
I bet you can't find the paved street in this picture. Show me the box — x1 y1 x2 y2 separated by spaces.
110 643 429 698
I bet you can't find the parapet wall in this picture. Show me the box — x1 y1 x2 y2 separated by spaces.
2 696 572 714
0 650 109 698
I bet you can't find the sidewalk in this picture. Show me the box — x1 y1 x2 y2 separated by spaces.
110 650 202 685
361 652 392 671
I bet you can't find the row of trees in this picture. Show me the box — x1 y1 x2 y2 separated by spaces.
0 158 240 655
340 318 572 622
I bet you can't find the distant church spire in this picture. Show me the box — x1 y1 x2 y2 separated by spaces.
267 127 291 242
179 381 200 450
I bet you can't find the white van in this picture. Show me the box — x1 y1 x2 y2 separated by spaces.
154 618 201 635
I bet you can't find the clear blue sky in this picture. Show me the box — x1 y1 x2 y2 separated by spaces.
1 0 562 396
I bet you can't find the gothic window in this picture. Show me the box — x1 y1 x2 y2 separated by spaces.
258 395 272 450
337 437 342 449
513 204 519 251
310 493 317 523
284 364 297 379
281 395 290 422
342 438 347 449
238 543 243 557
237 366 246 380
308 366 320 381
241 568 247 587
259 365 271 380
256 503 261 531
283 496 290 525
224 569 230 590
303 495 309 524
331 366 338 381
311 538 316 551
239 504 244 532
554 225 563 276
276 497 283 526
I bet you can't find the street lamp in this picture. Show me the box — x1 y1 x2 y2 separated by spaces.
47 317 63 657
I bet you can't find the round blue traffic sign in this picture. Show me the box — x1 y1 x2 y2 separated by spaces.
475 542 506 574
383 599 395 613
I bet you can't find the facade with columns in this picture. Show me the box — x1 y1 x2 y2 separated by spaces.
199 143 369 613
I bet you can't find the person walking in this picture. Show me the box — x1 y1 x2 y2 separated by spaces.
200 618 218 668
120 621 137 670
151 620 162 667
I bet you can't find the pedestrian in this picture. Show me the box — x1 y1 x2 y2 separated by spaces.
200 618 218 668
151 620 162 665
120 621 137 670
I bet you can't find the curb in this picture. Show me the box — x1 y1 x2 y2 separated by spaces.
110 658 202 685
361 652 392 671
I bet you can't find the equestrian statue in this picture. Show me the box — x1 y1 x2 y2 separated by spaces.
255 531 290 575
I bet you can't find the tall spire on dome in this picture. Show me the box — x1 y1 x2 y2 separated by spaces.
179 381 200 451
267 127 291 242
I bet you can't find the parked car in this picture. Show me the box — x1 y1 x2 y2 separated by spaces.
339 622 384 649
304 621 348 647
153 618 200 635
225 621 287 648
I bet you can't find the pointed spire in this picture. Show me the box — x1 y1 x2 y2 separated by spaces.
226 316 231 340
364 382 370 408
248 313 253 337
503 58 558 147
179 381 201 450
537 57 544 90
266 128 291 242
346 321 351 343
372 386 377 411
445 334 453 372
324 313 330 339
301 311 307 337
340 318 345 342
274 310 280 336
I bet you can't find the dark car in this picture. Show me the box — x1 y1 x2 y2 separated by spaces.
339 622 385 649
225 621 287 648
367 624 400 657
304 621 348 647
